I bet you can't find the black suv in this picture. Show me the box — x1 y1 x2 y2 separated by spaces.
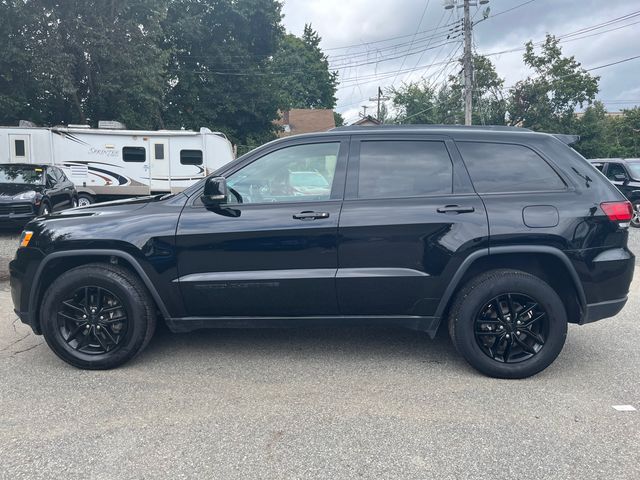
0 163 78 227
10 126 635 378
589 158 640 227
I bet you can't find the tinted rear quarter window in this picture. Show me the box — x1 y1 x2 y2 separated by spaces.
356 140 452 199
456 142 565 193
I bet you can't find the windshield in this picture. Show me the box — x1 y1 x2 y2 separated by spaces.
627 162 640 179
0 165 44 184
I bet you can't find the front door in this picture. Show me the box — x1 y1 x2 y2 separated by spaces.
9 134 31 163
150 139 170 192
336 135 489 317
175 138 349 317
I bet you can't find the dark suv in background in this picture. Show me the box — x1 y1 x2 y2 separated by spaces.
0 164 78 227
590 158 640 227
10 126 635 378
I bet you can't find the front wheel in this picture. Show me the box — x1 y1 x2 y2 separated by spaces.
448 269 567 379
631 203 640 228
77 193 94 207
40 264 157 369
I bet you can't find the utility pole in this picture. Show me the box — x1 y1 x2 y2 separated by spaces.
369 87 390 122
462 0 473 126
443 0 490 126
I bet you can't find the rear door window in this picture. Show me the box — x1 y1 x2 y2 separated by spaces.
606 163 627 181
456 142 566 193
353 140 453 199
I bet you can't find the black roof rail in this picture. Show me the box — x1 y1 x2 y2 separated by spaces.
330 124 533 133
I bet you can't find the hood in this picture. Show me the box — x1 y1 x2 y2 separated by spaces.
0 183 42 198
55 195 162 219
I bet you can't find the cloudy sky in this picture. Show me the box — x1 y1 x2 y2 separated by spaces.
281 0 640 124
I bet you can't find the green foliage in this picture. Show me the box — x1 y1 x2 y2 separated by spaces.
270 24 338 110
333 111 344 127
0 1 339 146
508 35 599 132
391 54 506 125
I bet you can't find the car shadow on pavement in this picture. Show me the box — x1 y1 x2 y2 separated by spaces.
137 320 471 372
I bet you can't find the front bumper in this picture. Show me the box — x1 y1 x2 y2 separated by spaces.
0 202 37 227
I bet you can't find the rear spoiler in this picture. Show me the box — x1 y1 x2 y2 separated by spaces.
553 134 580 145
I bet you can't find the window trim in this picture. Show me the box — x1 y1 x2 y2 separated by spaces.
345 137 456 201
189 137 351 208
122 146 146 163
454 140 569 196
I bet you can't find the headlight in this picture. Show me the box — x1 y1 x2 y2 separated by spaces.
14 190 36 201
19 231 34 248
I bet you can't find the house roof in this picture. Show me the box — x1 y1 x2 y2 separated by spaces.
275 109 336 137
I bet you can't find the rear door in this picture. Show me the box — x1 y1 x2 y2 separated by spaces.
336 135 489 317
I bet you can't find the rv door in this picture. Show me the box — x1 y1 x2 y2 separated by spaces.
9 134 31 163
149 139 170 192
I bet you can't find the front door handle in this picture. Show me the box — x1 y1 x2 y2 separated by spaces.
437 205 475 214
293 211 330 220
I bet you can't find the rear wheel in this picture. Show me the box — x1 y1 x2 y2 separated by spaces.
448 269 567 379
40 263 156 369
77 193 94 207
631 203 640 228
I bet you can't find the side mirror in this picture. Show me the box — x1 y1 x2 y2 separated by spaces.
614 173 627 182
201 176 228 207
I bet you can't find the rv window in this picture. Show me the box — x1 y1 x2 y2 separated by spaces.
154 144 165 160
15 140 26 157
181 149 203 166
123 146 146 163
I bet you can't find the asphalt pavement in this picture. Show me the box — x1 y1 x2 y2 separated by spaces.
1 228 639 480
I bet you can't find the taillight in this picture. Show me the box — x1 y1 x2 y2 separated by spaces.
600 201 633 222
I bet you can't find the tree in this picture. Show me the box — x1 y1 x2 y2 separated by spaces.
508 35 599 132
162 0 284 145
574 101 609 158
333 111 344 127
391 55 506 125
270 24 338 110
2 0 169 128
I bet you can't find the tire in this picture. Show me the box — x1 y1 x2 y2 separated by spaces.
40 263 157 369
631 203 640 228
77 193 94 207
72 197 79 208
38 202 51 216
448 269 567 379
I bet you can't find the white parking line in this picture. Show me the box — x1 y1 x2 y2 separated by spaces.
612 405 637 411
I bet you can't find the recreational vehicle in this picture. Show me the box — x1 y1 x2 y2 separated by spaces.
0 122 235 205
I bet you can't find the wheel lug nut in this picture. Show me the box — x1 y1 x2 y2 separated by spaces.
506 334 510 338
83 315 87 319
516 331 520 335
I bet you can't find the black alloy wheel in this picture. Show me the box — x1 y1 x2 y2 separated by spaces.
41 263 156 369
474 293 548 364
57 286 129 355
448 269 567 379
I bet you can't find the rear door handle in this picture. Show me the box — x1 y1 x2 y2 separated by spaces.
293 211 330 220
437 205 475 214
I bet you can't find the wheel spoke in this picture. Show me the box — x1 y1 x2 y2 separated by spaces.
58 311 84 324
100 326 119 346
100 305 123 315
489 333 505 359
74 330 92 351
93 330 110 352
506 294 517 319
503 336 513 363
102 315 126 324
62 300 85 315
521 313 545 329
517 303 538 321
514 335 537 355
492 299 505 321
521 328 545 346
66 323 88 343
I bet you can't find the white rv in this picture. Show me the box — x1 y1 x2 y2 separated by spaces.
0 122 235 205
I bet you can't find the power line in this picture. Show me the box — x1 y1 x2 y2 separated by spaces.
390 0 432 87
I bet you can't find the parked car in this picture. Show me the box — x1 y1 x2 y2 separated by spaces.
0 163 77 227
10 126 635 378
589 158 640 227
